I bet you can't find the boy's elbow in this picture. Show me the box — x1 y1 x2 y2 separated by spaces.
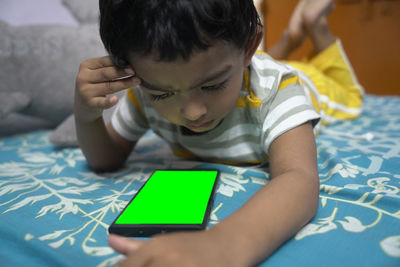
308 171 320 217
295 168 320 218
86 158 126 174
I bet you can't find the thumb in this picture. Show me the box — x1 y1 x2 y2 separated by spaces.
105 95 119 109
108 234 144 255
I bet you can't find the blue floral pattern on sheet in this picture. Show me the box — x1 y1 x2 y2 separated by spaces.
0 95 399 267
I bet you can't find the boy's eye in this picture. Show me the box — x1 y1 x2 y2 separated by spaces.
201 80 227 92
149 80 227 101
150 91 175 101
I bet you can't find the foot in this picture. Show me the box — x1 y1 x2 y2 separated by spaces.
288 0 334 45
268 0 335 59
287 0 308 50
290 0 335 55
267 0 308 59
302 0 335 33
309 17 336 54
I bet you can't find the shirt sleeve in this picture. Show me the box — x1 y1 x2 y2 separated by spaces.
111 87 150 141
261 72 320 153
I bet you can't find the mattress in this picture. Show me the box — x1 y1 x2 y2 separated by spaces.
0 95 399 266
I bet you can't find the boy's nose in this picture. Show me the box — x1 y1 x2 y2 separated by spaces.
180 96 207 121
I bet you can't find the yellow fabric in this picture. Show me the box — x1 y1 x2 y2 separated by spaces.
300 78 321 114
286 40 364 124
278 75 300 91
236 69 263 108
127 88 143 115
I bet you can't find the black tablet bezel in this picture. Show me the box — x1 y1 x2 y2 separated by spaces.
108 169 220 237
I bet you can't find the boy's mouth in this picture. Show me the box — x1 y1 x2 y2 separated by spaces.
186 119 215 130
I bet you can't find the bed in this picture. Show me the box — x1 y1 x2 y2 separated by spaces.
1 0 400 266
0 94 399 266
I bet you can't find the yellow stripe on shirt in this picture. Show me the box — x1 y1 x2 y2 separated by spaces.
126 88 143 115
236 69 262 109
278 75 300 91
300 78 321 114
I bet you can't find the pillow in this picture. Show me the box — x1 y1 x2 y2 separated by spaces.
0 92 30 118
0 0 78 26
0 21 106 131
48 92 123 147
0 113 52 136
62 0 99 24
48 113 77 147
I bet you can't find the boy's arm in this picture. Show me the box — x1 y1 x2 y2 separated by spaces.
108 122 319 267
74 56 140 172
75 118 135 172
210 121 319 265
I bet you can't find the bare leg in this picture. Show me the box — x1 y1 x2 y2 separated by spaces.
267 0 307 60
303 0 335 55
267 30 299 60
307 17 335 55
268 0 335 60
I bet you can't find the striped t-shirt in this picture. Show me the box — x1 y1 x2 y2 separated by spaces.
111 52 320 166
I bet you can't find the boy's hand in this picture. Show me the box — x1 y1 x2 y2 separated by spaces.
108 231 244 267
74 56 140 122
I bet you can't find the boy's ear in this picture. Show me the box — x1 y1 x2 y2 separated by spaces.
244 28 263 66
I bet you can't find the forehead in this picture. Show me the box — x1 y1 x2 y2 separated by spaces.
128 42 243 89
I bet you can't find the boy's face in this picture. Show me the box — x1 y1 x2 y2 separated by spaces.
129 43 249 133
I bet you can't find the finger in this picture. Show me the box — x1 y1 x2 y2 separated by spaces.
95 76 140 96
87 95 119 110
84 56 115 70
76 77 139 109
117 243 154 267
109 234 144 255
118 255 152 267
87 65 136 84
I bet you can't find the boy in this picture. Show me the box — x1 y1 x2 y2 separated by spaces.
74 0 363 266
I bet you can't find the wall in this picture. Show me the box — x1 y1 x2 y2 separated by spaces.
262 0 400 95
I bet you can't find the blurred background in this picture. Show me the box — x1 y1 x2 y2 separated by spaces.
258 0 400 95
0 0 399 103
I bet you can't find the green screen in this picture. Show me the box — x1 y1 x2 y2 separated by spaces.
115 170 218 225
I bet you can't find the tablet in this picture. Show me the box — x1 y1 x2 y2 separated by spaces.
108 169 220 237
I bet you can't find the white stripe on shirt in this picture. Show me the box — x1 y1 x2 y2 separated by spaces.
264 109 320 150
262 95 308 133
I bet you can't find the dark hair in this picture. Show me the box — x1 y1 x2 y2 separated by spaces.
99 0 262 67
